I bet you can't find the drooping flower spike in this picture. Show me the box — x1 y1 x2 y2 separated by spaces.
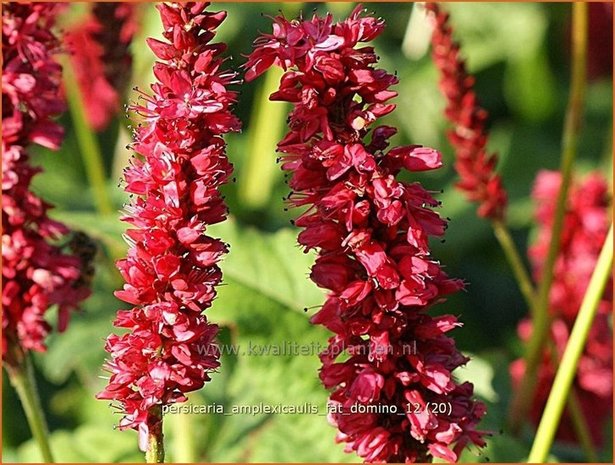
245 6 486 462
97 2 240 452
425 3 508 220
2 3 92 366
65 2 138 131
511 171 613 444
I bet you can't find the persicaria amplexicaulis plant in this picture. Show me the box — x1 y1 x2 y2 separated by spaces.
425 2 508 221
4 3 609 463
96 2 240 456
245 6 487 462
2 2 92 367
65 2 138 131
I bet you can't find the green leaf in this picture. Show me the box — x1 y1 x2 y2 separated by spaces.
49 210 126 261
40 257 123 384
187 280 351 462
209 220 325 313
504 47 557 123
16 424 143 463
444 3 548 70
455 354 498 403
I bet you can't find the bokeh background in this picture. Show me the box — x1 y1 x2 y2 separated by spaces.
2 2 613 462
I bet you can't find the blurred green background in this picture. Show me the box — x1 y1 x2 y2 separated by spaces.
2 2 612 463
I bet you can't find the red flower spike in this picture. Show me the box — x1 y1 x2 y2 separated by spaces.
511 171 613 445
96 2 240 448
245 5 486 463
2 3 92 365
65 2 138 131
425 3 508 221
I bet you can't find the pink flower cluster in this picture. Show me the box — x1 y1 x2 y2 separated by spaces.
426 3 508 220
65 2 137 131
245 6 486 462
96 2 240 449
2 3 91 365
511 170 613 444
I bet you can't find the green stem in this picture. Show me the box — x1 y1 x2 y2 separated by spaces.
508 1 587 434
567 389 598 462
171 398 195 462
238 67 287 210
492 219 536 313
145 406 165 463
62 57 114 216
528 225 612 463
6 353 55 462
543 338 598 461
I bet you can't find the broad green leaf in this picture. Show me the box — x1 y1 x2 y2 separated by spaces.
209 220 325 313
184 280 351 462
16 425 143 463
504 48 557 123
455 354 498 403
50 210 126 260
443 3 547 70
41 262 123 384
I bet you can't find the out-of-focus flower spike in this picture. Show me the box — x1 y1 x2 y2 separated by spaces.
64 2 138 131
425 3 508 221
2 2 92 366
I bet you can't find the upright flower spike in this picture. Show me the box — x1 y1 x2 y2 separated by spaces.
511 171 613 444
425 3 508 220
2 2 92 366
97 2 240 455
245 6 486 462
65 2 138 131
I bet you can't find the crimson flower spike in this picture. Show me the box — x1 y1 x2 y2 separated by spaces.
2 3 92 366
97 2 240 454
425 3 508 221
245 5 487 463
65 2 138 131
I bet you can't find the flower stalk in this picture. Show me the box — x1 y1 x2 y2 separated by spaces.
426 3 537 316
508 2 588 433
239 67 287 210
145 406 165 463
426 2 508 221
511 170 612 454
6 351 54 462
62 56 114 216
528 224 613 463
492 219 537 312
566 388 598 462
